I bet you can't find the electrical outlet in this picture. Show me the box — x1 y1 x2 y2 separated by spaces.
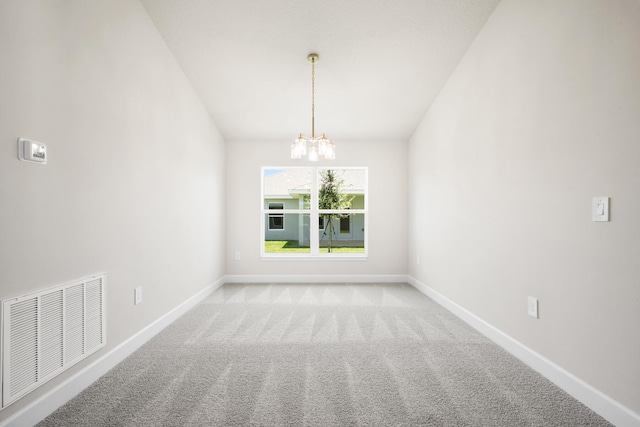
527 296 538 318
235 251 241 261
135 287 143 305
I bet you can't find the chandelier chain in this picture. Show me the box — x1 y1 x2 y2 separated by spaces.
291 52 334 161
311 56 315 139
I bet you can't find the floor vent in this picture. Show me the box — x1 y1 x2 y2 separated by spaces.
1 273 106 408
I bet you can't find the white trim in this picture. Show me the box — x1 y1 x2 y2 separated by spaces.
224 274 408 284
407 276 640 427
0 277 226 427
261 254 367 261
6 275 636 427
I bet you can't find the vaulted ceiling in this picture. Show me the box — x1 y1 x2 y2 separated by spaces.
140 0 501 142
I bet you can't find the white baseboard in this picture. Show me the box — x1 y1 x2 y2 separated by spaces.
5 275 636 427
0 277 225 427
224 274 409 284
407 276 640 427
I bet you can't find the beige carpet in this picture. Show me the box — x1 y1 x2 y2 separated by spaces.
39 283 611 426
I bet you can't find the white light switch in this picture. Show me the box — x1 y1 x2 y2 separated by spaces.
134 287 143 305
592 197 609 222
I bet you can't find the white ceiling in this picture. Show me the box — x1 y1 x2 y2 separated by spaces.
140 0 501 142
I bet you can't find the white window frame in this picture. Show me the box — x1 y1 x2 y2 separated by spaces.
261 166 368 259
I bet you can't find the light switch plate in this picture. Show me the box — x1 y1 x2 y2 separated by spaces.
592 197 609 222
134 287 143 305
527 296 538 318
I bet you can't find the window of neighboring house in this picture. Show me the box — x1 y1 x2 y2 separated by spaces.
339 216 350 234
268 202 284 230
262 167 367 257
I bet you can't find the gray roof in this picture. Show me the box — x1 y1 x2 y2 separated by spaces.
264 169 365 197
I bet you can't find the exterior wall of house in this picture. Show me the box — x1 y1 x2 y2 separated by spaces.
264 198 301 241
319 215 365 242
263 195 366 243
319 194 366 242
351 195 365 210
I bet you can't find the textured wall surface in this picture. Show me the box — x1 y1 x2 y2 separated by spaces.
225 140 408 278
408 0 640 414
0 0 225 421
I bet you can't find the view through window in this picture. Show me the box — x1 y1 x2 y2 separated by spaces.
262 167 367 257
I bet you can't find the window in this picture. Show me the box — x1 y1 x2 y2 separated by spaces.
340 216 350 234
268 202 284 230
262 167 367 257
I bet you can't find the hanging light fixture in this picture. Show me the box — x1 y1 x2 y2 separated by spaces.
291 53 335 161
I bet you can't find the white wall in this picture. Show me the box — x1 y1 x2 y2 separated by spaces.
226 140 408 278
408 0 640 415
0 0 225 422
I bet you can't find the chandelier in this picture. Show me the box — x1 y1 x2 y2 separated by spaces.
291 53 335 161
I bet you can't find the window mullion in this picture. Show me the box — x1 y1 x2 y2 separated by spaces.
310 167 319 255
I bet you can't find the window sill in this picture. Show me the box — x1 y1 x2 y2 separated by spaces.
261 254 368 261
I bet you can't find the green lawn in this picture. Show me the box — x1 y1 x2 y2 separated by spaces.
265 240 364 253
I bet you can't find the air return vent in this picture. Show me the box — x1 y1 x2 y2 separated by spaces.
1 273 106 408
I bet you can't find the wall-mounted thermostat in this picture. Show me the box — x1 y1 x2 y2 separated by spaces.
18 137 47 164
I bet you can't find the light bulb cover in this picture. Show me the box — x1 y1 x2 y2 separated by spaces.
291 142 302 159
308 145 319 162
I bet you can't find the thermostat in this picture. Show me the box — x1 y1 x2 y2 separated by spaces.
18 137 47 164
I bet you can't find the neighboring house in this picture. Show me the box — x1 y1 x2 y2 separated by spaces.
263 168 365 246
